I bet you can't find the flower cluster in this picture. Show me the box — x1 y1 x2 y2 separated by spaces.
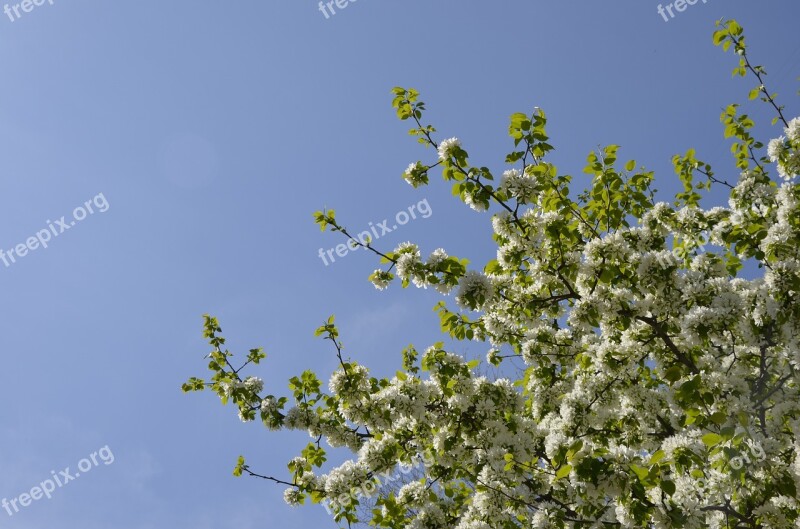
437 137 461 161
767 117 800 181
499 168 538 202
403 161 429 187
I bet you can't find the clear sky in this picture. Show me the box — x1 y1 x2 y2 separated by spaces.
0 1 798 527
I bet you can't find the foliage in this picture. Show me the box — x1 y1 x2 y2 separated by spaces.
184 20 800 528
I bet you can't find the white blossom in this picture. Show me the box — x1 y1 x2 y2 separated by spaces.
785 116 800 142
403 161 427 187
243 376 263 394
437 137 461 161
455 270 494 309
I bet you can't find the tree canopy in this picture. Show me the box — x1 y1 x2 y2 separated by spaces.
184 20 800 528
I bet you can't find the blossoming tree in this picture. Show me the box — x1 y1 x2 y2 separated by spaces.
184 20 800 528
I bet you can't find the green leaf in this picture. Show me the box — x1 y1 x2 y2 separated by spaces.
649 450 666 466
664 366 683 383
233 455 246 477
629 464 650 481
709 412 728 426
713 29 728 46
661 480 676 496
567 440 584 461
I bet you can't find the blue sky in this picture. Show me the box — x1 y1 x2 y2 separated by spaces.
0 1 798 527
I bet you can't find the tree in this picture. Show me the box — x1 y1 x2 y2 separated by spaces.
183 20 800 528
